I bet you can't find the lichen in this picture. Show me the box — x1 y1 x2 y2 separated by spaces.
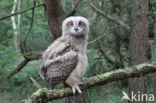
59 88 65 96
123 68 134 73
146 64 153 67
32 89 45 96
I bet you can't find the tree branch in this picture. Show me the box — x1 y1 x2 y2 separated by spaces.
6 59 30 79
0 4 45 21
89 1 131 31
99 47 121 68
23 0 36 51
24 61 156 103
88 34 105 45
7 54 41 79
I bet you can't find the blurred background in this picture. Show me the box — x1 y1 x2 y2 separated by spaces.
0 0 156 103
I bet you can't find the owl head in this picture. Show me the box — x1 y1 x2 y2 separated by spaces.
62 16 89 38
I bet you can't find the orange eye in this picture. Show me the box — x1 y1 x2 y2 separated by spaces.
79 23 83 27
69 23 73 27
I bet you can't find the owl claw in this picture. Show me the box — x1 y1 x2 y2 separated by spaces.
76 85 82 94
72 87 76 95
72 85 82 94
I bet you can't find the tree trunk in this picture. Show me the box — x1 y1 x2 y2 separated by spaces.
17 0 21 50
11 0 18 50
11 0 21 51
43 0 89 103
43 0 65 39
128 0 149 103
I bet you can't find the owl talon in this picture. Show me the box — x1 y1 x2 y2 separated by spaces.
72 87 76 95
76 85 82 94
72 85 82 94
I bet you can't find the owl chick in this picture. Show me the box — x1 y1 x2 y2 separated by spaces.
40 16 89 94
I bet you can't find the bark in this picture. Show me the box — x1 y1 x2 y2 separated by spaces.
11 0 19 50
151 17 156 59
43 0 65 39
128 0 149 103
24 61 156 103
17 0 21 50
17 0 21 29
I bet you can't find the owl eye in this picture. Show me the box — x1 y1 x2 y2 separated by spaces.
78 22 83 27
69 22 74 27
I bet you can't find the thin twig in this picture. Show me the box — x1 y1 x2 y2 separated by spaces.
0 4 44 21
30 77 41 89
88 34 105 45
23 0 36 50
99 47 121 68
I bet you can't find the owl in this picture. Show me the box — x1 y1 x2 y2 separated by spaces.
40 16 89 94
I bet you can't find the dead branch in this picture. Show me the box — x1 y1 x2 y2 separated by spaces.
30 77 41 89
6 59 30 79
89 1 131 31
0 4 45 21
7 54 41 79
24 61 156 103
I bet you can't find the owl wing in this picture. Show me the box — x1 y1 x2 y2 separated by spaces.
40 40 78 84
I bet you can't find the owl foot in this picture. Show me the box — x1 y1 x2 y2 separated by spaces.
72 85 82 94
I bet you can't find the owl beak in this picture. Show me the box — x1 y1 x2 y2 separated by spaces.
74 26 78 32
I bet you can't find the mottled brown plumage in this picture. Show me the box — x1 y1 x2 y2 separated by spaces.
40 39 78 84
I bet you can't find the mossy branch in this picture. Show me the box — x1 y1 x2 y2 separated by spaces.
24 61 156 103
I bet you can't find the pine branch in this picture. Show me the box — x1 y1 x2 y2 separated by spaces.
24 61 156 103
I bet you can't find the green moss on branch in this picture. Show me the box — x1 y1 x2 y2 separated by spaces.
24 61 156 103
